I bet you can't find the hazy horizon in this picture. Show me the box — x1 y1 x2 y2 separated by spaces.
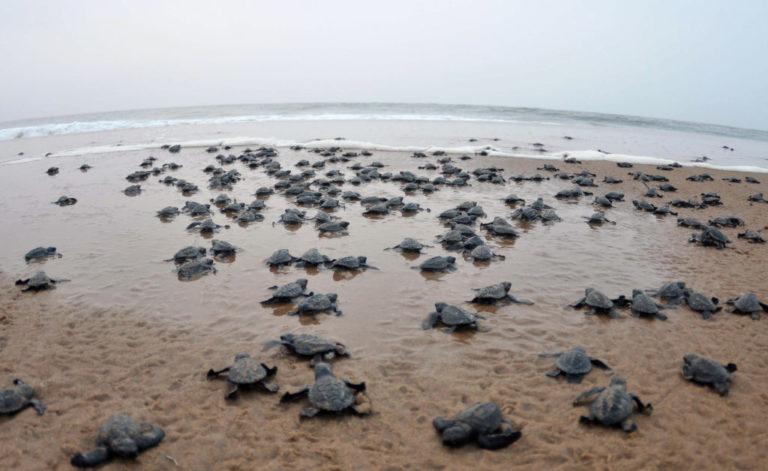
1 1 766 130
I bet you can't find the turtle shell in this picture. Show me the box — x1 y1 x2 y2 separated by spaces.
474 282 511 301
631 291 659 314
297 294 337 313
176 259 214 280
729 293 761 313
0 385 31 413
210 240 236 255
282 334 338 356
436 303 477 326
451 402 503 434
364 203 389 214
683 354 730 384
26 271 55 289
332 256 364 269
274 279 308 298
555 347 592 375
469 246 493 261
686 291 717 311
172 246 206 263
441 230 464 244
299 249 330 265
590 378 634 425
268 249 294 265
318 221 349 232
227 355 270 385
584 289 614 309
24 247 57 261
420 256 455 271
655 282 686 300
309 365 355 412
396 238 424 252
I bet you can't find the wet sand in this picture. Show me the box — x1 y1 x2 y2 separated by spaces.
1 138 767 470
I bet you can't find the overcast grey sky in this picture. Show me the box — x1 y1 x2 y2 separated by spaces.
1 0 766 129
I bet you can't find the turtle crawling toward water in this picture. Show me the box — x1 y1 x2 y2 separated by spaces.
165 246 206 264
290 293 341 316
433 402 522 450
267 249 299 268
280 362 370 418
646 281 686 305
627 289 671 321
540 346 612 383
570 288 620 318
295 248 332 268
206 354 279 399
725 293 768 320
683 288 721 319
175 258 216 280
52 196 77 206
24 246 60 262
573 377 652 433
15 271 65 291
331 256 378 271
0 379 45 416
265 333 349 364
423 303 487 333
387 237 432 253
689 226 731 249
682 353 737 396
468 282 533 305
260 279 309 304
70 414 165 468
416 256 457 273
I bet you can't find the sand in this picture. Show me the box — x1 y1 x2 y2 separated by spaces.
1 138 768 470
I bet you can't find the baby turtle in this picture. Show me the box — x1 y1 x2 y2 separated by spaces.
468 282 533 305
70 415 165 468
265 333 349 364
388 237 431 253
466 245 504 262
296 248 332 267
416 256 457 272
123 184 142 196
47 167 59 175
583 212 615 225
175 258 216 280
267 249 298 268
682 354 738 396
422 302 486 333
52 196 77 206
646 281 686 305
725 293 768 320
317 221 349 233
156 206 180 219
683 288 721 319
278 208 306 225
540 346 612 383
737 229 766 243
573 377 652 433
331 256 378 271
24 246 60 262
186 219 222 234
15 271 63 291
628 289 670 321
209 239 237 258
480 217 519 238
689 226 731 249
260 279 309 304
280 362 370 418
570 288 619 318
206 353 279 399
0 379 45 416
290 293 341 316
433 402 522 450
165 246 206 264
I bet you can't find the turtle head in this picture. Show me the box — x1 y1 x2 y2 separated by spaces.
437 421 472 447
585 288 595 295
683 353 700 365
280 333 295 343
609 376 627 389
434 302 448 311
501 282 512 292
12 379 35 399
446 257 456 264
234 353 251 361
110 438 139 458
296 279 308 289
632 289 643 297
327 293 338 302
340 221 350 228
572 346 586 354
358 256 367 264
313 362 334 378
46 247 57 254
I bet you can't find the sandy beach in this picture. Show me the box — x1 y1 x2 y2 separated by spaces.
1 127 768 470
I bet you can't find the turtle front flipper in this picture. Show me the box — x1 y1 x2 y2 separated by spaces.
545 368 562 378
280 387 310 403
260 297 278 305
344 380 366 392
225 384 240 400
724 363 738 373
262 340 285 349
71 447 111 468
620 419 637 433
206 366 231 379
507 295 534 305
30 398 46 415
654 312 668 321
539 352 563 358
590 358 612 371
630 394 652 413
135 423 165 451
751 312 761 320
702 311 713 320
299 407 320 418
714 382 731 396
682 365 694 379
441 326 457 334
477 420 522 450
422 312 439 330
569 297 586 309
573 386 605 405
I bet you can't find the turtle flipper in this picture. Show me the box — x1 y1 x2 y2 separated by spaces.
477 421 522 450
655 312 668 321
262 340 285 349
573 386 605 405
714 382 730 396
724 363 738 373
507 295 534 305
71 447 111 468
261 381 280 393
206 366 231 379
280 387 309 403
225 384 240 400
30 398 46 415
135 424 165 451
539 352 564 358
422 312 439 330
565 374 584 384
630 394 652 413
751 312 761 320
682 365 694 379
441 326 457 334
545 368 562 378
702 311 713 320
578 415 596 424
299 408 320 418
608 309 620 319
590 358 612 371
620 419 637 433
569 297 586 309
260 297 278 305
344 380 366 392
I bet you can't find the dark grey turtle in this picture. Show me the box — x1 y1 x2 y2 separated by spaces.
261 279 309 304
79 164 92 171
481 217 519 238
280 362 370 418
433 402 522 450
629 289 670 321
593 196 613 208
725 293 768 320
206 353 279 399
572 377 652 433
52 196 77 206
182 201 210 216
510 207 540 221
156 206 179 219
388 237 431 253
123 184 142 196
267 249 298 268
221 201 246 214
278 208 306 225
289 293 341 316
529 197 552 211
540 209 561 222
24 246 60 262
70 414 165 468
331 256 378 271
677 218 706 229
583 212 615 225
236 209 264 223
417 256 457 272
313 211 336 224
255 187 274 196
466 245 504 262
175 258 215 280
317 221 349 233
682 354 738 396
468 282 533 305
296 248 332 267
708 216 744 228
540 346 612 383
210 239 237 258
186 218 222 234
737 229 766 243
604 192 624 201
632 200 656 212
570 288 619 318
15 271 63 291
689 226 731 249
683 288 721 319
165 246 206 264
646 281 686 305
422 302 486 333
0 379 45 416
47 167 59 175
363 203 389 215
265 333 349 364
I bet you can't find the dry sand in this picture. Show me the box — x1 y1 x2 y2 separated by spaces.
1 142 767 470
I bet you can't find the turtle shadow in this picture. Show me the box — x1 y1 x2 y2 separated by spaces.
298 267 322 277
332 270 362 282
213 254 236 264
418 271 449 282
399 252 421 262
471 260 492 268
282 224 302 232
199 232 215 240
266 304 297 317
473 304 501 315
318 232 348 239
362 213 387 221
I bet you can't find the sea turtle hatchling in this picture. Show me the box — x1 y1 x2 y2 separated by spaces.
52 196 78 206
317 221 349 233
24 246 60 262
165 246 206 264
468 282 534 305
689 226 731 249
295 248 332 268
175 258 216 280
480 217 520 238
156 206 180 219
725 293 768 320
330 256 378 271
280 362 370 418
209 239 237 258
466 245 504 262
572 377 652 433
186 219 222 234
627 289 671 321
260 279 310 304
267 249 298 268
15 271 65 291
265 333 349 364
539 346 612 383
422 303 487 333
433 402 522 450
70 415 165 468
206 353 279 399
0 379 45 416
737 230 766 243
682 354 738 396
646 281 687 305
416 256 457 273
683 288 721 319
387 237 431 253
289 293 341 316
570 288 620 318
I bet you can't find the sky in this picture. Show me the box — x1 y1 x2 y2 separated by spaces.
1 0 767 129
